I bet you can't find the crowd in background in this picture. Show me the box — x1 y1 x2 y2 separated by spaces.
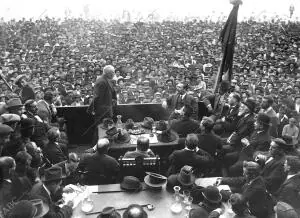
0 17 299 108
0 16 300 218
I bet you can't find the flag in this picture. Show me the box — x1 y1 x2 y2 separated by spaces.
214 3 240 93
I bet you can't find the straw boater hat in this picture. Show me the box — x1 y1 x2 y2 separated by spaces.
144 172 167 189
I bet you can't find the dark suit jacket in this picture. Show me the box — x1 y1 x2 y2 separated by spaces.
275 174 300 215
203 93 228 119
167 149 210 176
241 176 274 218
230 113 255 149
260 156 287 194
223 105 240 133
197 132 222 157
43 142 68 165
78 152 119 184
170 117 199 138
18 85 35 103
166 93 198 119
263 108 279 138
30 182 73 218
229 130 271 177
90 75 116 120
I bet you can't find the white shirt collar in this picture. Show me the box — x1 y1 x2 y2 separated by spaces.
43 184 51 198
287 174 297 180
264 107 273 113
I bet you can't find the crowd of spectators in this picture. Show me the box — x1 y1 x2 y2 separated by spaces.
1 15 300 218
0 17 299 108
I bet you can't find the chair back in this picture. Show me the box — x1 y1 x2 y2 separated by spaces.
118 155 160 180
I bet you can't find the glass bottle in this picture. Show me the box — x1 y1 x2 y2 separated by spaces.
170 186 182 214
116 115 123 130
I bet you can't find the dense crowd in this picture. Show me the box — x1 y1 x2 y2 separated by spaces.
0 17 299 107
1 15 300 218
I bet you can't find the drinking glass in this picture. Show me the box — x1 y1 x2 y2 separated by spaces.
184 196 193 211
183 190 191 205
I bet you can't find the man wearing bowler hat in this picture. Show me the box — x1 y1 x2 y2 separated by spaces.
30 166 73 218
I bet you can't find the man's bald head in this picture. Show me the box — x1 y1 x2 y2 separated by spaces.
96 138 110 154
103 65 115 80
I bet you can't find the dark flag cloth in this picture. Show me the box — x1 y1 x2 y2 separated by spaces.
214 2 240 91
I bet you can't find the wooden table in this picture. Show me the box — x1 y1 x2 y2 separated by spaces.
72 177 233 218
98 123 181 159
72 183 196 218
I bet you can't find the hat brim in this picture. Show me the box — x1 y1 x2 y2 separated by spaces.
177 174 195 186
120 182 142 192
123 209 147 218
202 192 222 203
41 174 66 182
115 135 131 144
32 201 49 218
144 175 167 188
157 132 177 143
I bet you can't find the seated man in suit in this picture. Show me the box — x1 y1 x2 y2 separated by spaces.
254 138 287 194
162 82 198 120
203 81 231 121
229 113 272 176
30 166 73 218
167 134 211 176
217 92 241 135
123 136 155 158
52 153 80 185
169 105 199 138
275 155 300 216
197 116 222 159
78 138 120 184
221 98 256 176
43 127 68 165
218 161 275 218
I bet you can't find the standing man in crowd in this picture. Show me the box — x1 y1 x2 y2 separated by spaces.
88 65 117 140
14 75 35 103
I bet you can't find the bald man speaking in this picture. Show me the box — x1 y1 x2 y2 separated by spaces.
88 65 117 128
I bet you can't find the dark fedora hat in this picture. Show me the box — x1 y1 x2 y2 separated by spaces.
20 118 35 130
6 98 23 109
177 165 195 186
100 118 115 130
141 117 154 130
97 207 121 218
242 98 256 113
202 186 222 203
120 176 142 192
123 204 148 218
188 207 209 218
125 119 135 130
157 129 177 143
41 166 66 182
144 172 167 189
115 130 131 144
256 113 271 126
106 127 118 137
155 120 167 131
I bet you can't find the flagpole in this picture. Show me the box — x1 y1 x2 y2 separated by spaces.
212 0 242 94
